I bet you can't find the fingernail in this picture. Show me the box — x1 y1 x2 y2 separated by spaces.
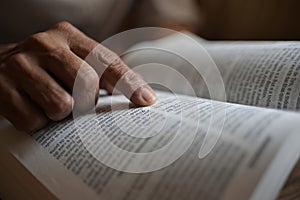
141 86 156 105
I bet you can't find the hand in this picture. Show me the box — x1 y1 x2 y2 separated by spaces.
0 21 156 132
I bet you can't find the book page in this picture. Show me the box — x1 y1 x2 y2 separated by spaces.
0 120 99 200
28 91 300 200
123 33 300 111
206 41 300 111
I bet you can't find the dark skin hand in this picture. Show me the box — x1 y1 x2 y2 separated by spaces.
0 21 156 132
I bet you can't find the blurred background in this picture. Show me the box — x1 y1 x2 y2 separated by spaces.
0 0 300 43
195 0 300 40
128 0 300 40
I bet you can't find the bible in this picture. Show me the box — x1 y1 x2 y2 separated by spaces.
0 32 300 200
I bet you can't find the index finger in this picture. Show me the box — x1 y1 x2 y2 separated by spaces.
87 45 157 106
52 22 156 106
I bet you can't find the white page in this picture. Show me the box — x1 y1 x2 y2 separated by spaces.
123 33 300 111
28 91 300 200
0 120 99 200
206 41 300 111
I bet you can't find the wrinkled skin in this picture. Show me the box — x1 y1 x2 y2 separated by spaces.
0 21 156 132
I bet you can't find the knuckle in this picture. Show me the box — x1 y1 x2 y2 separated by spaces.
100 48 120 65
123 70 142 84
6 53 34 78
6 53 28 73
74 67 99 112
48 94 73 121
7 53 26 66
117 68 144 89
24 32 49 47
52 21 75 33
48 47 69 62
109 58 130 78
80 66 99 89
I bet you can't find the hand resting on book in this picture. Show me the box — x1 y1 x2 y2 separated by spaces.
0 21 156 132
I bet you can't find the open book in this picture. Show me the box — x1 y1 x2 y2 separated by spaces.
1 33 300 200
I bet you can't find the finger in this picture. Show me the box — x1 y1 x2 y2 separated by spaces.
43 49 99 113
0 43 17 54
68 34 156 105
7 53 74 121
17 24 99 113
49 21 156 106
48 21 98 59
101 57 157 106
90 49 156 106
0 75 48 131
